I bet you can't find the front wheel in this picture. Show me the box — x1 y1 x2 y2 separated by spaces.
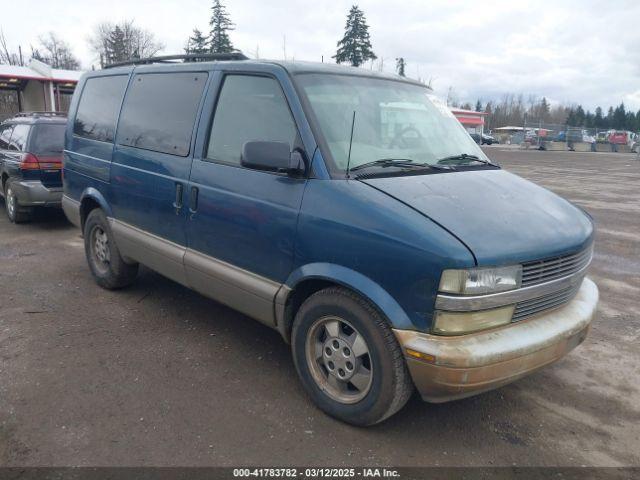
83 209 138 289
292 287 413 426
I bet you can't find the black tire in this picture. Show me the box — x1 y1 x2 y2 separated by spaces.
4 182 33 223
292 287 413 426
83 208 138 289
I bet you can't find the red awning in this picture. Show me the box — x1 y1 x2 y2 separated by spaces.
455 116 484 126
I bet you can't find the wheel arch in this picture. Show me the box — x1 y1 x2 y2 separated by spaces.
276 263 413 343
79 188 112 232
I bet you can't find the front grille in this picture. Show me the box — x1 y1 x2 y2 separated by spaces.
521 244 593 287
513 244 593 321
513 282 583 321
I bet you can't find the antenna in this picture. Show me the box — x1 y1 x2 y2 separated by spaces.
346 110 356 179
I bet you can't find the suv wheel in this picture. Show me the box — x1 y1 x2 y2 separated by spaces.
84 209 139 289
4 182 32 223
292 287 414 426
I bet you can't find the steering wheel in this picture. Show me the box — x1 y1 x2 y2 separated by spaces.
389 126 423 148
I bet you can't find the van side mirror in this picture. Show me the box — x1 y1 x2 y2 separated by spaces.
241 141 305 175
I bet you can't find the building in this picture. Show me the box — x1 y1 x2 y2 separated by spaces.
451 107 487 136
0 59 82 120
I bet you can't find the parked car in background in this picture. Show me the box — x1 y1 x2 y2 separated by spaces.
63 57 598 425
0 112 66 223
481 133 497 145
609 130 631 145
470 132 497 145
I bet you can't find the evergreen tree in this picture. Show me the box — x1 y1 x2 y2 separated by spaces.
334 5 377 67
395 57 406 76
106 26 127 64
613 103 626 129
209 0 235 54
625 111 636 131
539 97 549 121
475 99 482 112
594 106 604 128
606 106 614 128
185 28 209 55
574 105 586 126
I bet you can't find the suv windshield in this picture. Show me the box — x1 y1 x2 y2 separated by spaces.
296 74 489 174
30 123 66 154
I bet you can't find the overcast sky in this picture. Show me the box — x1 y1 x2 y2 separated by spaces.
5 0 640 111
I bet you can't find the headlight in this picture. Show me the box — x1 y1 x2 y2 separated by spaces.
439 265 522 295
433 305 515 335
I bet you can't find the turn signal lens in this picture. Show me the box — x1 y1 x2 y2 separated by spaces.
433 305 515 335
405 348 436 364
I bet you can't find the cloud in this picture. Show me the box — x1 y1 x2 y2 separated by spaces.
6 0 640 111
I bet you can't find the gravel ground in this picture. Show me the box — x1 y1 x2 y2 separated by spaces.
0 148 638 467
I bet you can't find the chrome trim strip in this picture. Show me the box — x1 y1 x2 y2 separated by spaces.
521 246 593 287
107 218 283 327
109 218 188 285
184 248 280 301
184 249 281 327
435 263 590 312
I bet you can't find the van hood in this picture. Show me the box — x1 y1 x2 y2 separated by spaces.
361 169 593 265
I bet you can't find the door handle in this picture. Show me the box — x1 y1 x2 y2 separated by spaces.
189 186 199 215
173 183 184 214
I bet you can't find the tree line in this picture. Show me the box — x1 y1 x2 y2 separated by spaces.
459 94 640 132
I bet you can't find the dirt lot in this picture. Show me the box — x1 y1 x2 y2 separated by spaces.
1 149 639 467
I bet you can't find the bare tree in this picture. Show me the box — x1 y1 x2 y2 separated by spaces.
88 20 164 67
32 32 80 70
0 29 24 66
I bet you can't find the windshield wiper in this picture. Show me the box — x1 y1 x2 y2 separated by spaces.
436 153 498 167
350 158 449 173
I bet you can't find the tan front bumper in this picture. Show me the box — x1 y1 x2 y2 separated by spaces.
393 277 599 403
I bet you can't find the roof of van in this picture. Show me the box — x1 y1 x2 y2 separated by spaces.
87 59 430 88
1 113 67 125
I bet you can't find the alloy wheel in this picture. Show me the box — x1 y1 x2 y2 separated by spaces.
90 225 111 274
305 315 373 404
6 187 16 219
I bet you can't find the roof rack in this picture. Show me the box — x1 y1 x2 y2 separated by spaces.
14 111 66 118
104 52 249 69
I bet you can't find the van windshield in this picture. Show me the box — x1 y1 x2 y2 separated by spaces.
296 74 488 174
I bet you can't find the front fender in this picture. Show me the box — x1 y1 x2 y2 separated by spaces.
284 262 413 330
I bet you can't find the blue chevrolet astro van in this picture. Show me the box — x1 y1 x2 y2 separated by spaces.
62 54 598 425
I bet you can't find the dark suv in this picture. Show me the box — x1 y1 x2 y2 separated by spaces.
0 112 66 223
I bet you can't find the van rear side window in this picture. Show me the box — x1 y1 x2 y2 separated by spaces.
116 72 208 157
74 75 128 143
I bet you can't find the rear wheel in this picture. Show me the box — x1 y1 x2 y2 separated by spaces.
84 208 138 289
4 182 32 223
292 287 413 426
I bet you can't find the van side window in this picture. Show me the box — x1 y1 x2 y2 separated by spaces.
116 72 208 157
74 75 128 142
206 75 297 165
0 125 13 150
8 124 30 151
